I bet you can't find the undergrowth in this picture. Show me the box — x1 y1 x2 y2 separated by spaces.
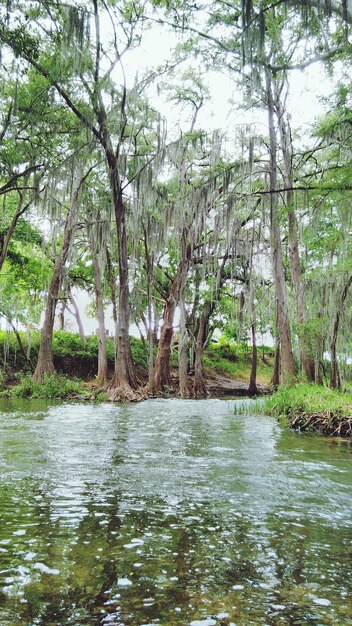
10 373 85 399
203 342 274 384
263 383 352 419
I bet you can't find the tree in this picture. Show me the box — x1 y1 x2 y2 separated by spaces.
33 161 85 382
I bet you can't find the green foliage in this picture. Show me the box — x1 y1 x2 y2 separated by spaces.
204 341 274 383
130 336 148 368
0 331 149 377
12 373 84 399
0 23 39 61
263 384 352 419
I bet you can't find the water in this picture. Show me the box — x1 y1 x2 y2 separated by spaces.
0 397 351 626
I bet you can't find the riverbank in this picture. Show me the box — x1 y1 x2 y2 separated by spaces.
263 384 352 437
0 330 273 399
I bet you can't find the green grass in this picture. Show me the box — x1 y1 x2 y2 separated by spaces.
263 383 352 419
9 373 85 399
203 342 274 384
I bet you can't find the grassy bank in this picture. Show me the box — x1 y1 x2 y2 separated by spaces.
0 330 273 399
203 342 274 385
263 384 352 437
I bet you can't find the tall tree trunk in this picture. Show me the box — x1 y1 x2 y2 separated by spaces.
266 68 295 384
275 87 315 381
33 163 84 382
193 254 230 398
152 300 158 347
330 275 352 389
89 228 109 386
109 172 137 396
58 301 65 331
106 246 119 377
193 312 207 398
142 227 155 393
248 321 258 395
272 339 280 388
154 265 185 391
178 295 191 397
315 283 327 385
68 288 86 344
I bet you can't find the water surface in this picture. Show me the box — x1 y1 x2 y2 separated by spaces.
0 398 351 625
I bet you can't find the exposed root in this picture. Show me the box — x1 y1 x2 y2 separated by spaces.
288 411 352 437
108 383 148 402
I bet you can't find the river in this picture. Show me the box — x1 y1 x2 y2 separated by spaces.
0 398 351 625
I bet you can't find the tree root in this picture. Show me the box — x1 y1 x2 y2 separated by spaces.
108 384 148 402
288 411 352 437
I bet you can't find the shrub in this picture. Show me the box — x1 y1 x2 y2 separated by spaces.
12 373 84 399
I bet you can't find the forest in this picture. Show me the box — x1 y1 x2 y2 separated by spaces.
2 4 352 625
1 0 352 404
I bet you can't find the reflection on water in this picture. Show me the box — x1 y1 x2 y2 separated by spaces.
0 397 351 625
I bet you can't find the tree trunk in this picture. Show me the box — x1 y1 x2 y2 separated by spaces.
330 317 340 390
266 68 295 384
330 275 352 389
109 171 138 397
152 300 158 347
147 300 155 393
178 295 191 397
193 312 208 398
193 254 230 398
142 227 155 393
272 339 280 388
106 246 119 377
68 288 86 344
275 86 315 381
154 269 182 391
89 228 109 386
33 162 84 382
248 322 258 395
58 301 65 331
7 318 33 368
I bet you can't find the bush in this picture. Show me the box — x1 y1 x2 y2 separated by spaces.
12 373 84 399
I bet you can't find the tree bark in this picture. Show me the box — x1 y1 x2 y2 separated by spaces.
193 312 208 398
33 162 84 382
154 264 185 391
106 246 119 377
248 321 258 395
88 228 109 386
272 339 280 388
109 169 138 397
58 301 65 331
266 68 295 384
68 288 86 344
330 275 352 389
142 227 155 393
178 295 191 397
275 85 315 381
